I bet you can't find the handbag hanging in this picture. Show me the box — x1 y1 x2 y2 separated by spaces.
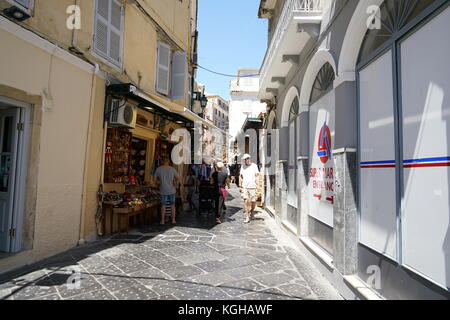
220 187 227 199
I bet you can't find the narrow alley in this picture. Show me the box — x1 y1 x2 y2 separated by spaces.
0 186 340 300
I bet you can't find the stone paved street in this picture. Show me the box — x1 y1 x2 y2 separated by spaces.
0 186 342 300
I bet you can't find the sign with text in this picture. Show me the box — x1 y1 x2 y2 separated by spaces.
308 91 335 227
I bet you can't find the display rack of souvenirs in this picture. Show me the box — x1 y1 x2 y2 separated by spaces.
129 137 147 186
150 138 175 176
104 128 132 183
256 172 264 202
102 187 160 208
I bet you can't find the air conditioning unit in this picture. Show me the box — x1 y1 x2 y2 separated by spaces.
109 99 137 128
0 0 32 21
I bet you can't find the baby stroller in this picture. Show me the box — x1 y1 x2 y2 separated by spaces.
197 180 215 215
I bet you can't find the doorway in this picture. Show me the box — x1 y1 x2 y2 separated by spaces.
0 97 28 255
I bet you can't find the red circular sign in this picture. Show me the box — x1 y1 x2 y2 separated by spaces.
317 122 332 164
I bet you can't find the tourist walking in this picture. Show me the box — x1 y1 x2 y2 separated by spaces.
210 162 230 224
239 154 259 223
155 157 179 225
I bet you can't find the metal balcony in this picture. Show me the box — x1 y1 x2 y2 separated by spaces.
259 0 323 100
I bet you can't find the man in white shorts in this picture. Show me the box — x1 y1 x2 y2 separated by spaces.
239 154 260 223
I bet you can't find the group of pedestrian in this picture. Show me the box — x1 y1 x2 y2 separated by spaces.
153 154 259 226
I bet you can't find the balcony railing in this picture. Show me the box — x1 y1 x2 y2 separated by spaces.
295 0 322 11
230 77 260 92
260 0 322 88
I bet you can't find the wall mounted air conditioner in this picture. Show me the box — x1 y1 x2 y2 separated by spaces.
0 0 32 21
109 99 137 128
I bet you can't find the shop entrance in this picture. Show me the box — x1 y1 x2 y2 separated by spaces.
0 98 28 255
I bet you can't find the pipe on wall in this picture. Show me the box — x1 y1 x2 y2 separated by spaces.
78 62 100 245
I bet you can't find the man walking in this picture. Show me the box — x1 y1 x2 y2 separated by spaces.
155 157 179 225
239 154 260 223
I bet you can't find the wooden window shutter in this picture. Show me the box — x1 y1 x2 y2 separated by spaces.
109 0 123 65
156 41 171 95
94 0 123 66
171 52 187 99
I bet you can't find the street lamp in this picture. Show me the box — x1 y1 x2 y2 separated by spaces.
193 92 208 117
200 95 208 115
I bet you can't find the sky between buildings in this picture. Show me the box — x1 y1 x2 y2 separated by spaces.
197 0 268 101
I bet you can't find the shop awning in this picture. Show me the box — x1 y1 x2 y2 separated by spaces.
106 83 193 127
242 117 264 131
106 83 230 136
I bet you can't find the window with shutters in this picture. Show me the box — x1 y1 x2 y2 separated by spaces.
156 41 171 95
94 0 124 67
171 51 187 99
156 41 187 99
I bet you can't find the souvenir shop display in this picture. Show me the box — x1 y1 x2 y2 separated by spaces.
100 117 191 235
129 137 147 186
101 187 161 234
151 138 175 175
104 128 132 184
103 187 160 208
256 172 264 206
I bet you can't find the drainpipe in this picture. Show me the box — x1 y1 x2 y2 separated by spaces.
78 62 100 245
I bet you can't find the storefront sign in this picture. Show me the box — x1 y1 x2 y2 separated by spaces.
310 121 334 203
308 92 335 227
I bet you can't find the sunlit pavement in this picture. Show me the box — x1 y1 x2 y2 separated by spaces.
0 186 341 300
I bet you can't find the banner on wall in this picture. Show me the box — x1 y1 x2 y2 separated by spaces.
308 92 335 227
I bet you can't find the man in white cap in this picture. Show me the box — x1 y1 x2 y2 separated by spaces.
239 154 260 223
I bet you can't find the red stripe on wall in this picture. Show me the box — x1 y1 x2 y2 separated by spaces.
360 165 396 169
404 163 450 168
361 163 450 169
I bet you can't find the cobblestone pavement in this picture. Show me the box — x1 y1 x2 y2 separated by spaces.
0 186 342 300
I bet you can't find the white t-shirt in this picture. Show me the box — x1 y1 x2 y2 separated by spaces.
240 163 259 189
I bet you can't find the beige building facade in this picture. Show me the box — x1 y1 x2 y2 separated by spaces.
0 0 199 274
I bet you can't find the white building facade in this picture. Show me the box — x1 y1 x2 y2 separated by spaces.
258 0 450 300
205 95 229 132
229 69 267 163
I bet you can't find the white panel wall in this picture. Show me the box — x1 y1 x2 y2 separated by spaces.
400 7 450 288
287 120 297 207
308 91 335 227
359 51 397 259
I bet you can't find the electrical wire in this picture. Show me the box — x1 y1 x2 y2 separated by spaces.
195 64 260 78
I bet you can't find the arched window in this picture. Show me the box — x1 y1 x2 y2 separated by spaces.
309 62 335 105
358 0 435 64
287 95 300 212
289 96 299 122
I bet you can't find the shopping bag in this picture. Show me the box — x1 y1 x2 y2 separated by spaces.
220 187 227 199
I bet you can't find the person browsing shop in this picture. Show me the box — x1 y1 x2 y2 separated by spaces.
155 157 179 225
239 154 260 223
210 162 230 224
